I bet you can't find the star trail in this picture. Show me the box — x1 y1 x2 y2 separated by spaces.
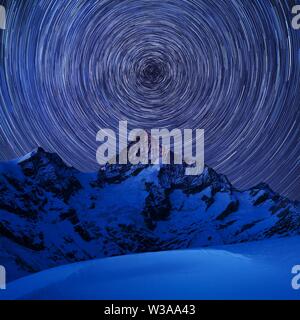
0 0 299 200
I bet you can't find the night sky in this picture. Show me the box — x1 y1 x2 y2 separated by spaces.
0 0 299 200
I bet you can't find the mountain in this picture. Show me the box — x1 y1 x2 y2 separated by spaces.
0 147 299 281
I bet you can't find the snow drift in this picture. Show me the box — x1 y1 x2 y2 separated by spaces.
1 237 300 300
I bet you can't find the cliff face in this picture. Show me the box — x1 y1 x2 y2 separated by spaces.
0 147 299 281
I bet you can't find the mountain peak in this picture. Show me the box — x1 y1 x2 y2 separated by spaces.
251 182 275 194
17 147 69 168
17 147 49 163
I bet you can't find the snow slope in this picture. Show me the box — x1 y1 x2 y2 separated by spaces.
1 236 300 300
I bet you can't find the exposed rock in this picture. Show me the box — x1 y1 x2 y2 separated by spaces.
216 200 239 221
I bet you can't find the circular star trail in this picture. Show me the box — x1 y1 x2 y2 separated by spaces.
0 0 299 200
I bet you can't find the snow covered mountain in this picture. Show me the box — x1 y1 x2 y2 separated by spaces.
0 147 299 281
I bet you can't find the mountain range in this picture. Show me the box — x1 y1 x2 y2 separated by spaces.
0 147 299 281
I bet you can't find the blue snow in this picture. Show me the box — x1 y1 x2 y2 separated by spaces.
1 236 300 300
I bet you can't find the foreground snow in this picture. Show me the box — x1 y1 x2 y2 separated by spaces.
1 236 300 300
